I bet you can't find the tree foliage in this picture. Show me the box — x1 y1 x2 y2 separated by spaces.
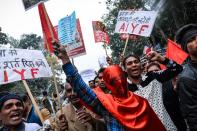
102 0 197 62
0 30 9 45
103 0 150 63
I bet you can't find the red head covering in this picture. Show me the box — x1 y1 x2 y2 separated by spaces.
103 65 128 97
93 65 166 131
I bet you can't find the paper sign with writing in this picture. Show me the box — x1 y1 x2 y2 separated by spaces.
0 48 52 85
58 11 77 45
115 11 157 37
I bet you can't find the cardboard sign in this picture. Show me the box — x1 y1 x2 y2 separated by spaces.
115 11 157 37
22 0 49 11
55 19 86 58
0 48 52 85
58 11 77 45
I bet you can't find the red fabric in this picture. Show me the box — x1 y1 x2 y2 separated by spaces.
93 66 166 130
166 39 188 64
143 46 151 55
120 33 139 40
159 64 167 70
92 21 110 44
38 3 58 53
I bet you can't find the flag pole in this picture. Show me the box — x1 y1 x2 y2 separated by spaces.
119 34 129 66
103 43 108 56
41 3 62 112
71 58 75 65
122 34 129 56
22 80 44 123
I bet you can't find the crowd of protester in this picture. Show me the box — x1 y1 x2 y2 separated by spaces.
0 23 197 131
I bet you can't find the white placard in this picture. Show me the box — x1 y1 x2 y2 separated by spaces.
80 69 96 84
115 11 157 37
0 48 52 85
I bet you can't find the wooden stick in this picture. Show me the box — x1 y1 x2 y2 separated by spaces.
71 58 75 65
41 3 62 112
22 80 44 123
103 43 108 56
122 35 129 56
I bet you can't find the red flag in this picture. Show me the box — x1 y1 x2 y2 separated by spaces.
143 45 152 55
166 39 188 64
92 21 110 44
38 3 58 53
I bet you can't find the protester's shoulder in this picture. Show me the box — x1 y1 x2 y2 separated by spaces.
24 122 42 131
179 63 195 79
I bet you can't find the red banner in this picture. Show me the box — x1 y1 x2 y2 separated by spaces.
92 21 110 44
38 3 58 53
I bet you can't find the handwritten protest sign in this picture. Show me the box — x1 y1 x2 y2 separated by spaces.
115 11 157 37
0 48 52 85
58 11 77 45
22 0 49 11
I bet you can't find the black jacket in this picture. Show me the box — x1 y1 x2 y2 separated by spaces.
177 61 197 130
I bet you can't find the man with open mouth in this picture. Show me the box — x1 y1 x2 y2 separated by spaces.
0 92 41 131
56 82 107 131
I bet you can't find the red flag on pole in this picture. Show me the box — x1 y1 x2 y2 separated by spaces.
92 21 110 44
38 3 58 53
166 39 188 64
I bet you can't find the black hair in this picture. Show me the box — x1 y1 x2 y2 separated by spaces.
175 24 197 52
60 84 64 89
98 67 106 74
42 91 47 96
123 54 140 68
15 92 29 102
146 62 161 71
66 77 72 84
93 75 99 85
88 80 94 83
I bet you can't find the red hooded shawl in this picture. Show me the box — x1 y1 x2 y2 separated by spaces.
93 65 166 131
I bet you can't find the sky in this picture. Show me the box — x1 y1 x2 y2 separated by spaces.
0 0 110 72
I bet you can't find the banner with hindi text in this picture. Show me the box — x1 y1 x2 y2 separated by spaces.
115 11 157 37
0 48 52 85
